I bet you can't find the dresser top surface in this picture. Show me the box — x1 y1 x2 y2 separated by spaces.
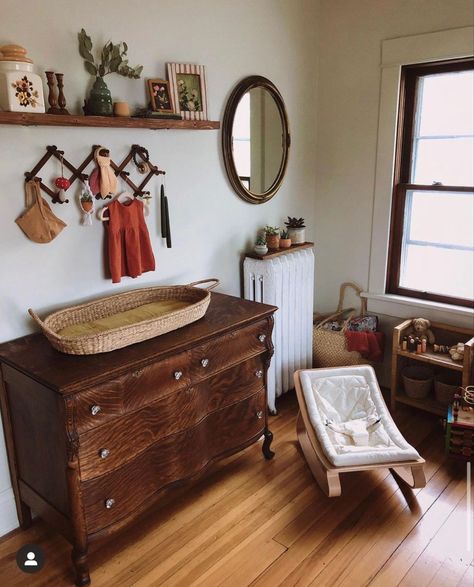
0 293 276 394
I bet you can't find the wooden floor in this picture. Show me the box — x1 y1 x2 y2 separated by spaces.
0 393 472 587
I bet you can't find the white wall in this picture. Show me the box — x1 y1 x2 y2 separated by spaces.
0 0 319 534
315 0 474 313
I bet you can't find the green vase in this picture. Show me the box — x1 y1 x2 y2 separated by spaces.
84 76 113 116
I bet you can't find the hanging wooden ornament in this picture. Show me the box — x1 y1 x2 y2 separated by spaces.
54 154 70 203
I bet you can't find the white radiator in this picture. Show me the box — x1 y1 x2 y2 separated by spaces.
244 248 314 414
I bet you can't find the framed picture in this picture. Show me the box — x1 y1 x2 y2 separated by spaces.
167 63 208 121
147 79 174 113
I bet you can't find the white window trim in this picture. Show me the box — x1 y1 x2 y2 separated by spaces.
366 26 474 327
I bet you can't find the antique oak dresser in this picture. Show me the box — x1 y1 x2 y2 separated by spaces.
0 292 276 586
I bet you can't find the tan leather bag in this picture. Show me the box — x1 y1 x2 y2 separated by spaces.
16 180 67 243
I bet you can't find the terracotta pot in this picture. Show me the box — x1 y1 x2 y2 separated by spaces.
266 234 280 249
82 200 93 212
279 238 291 249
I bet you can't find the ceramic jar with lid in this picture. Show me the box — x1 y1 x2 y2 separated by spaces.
0 45 45 113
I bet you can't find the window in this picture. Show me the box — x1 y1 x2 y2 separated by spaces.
232 92 251 188
387 59 474 308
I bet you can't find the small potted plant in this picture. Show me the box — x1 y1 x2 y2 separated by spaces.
265 225 280 249
285 217 306 244
254 235 268 256
80 190 93 212
280 229 291 249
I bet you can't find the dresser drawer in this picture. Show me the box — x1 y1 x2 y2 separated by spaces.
78 355 266 480
190 319 270 382
74 351 191 433
82 390 266 534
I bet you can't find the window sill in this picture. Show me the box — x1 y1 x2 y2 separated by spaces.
362 292 473 327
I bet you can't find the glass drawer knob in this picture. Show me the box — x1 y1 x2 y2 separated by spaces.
105 498 115 509
99 448 110 459
132 369 144 378
201 358 209 368
255 370 263 378
257 410 264 419
90 405 101 416
258 334 266 342
174 371 183 380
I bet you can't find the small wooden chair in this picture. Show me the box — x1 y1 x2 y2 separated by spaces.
294 368 426 497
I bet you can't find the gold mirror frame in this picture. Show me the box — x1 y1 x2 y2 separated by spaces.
222 76 290 204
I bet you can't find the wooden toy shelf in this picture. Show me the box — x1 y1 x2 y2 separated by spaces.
391 319 474 417
0 112 220 130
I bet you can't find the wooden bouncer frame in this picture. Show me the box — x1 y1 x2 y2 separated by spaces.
294 369 426 497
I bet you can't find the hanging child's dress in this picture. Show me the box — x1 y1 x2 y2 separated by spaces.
107 198 155 283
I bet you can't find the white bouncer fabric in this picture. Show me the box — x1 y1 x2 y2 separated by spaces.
299 365 420 467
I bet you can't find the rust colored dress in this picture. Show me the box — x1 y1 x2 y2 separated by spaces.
107 199 155 283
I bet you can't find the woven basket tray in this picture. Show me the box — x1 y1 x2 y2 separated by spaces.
28 279 219 355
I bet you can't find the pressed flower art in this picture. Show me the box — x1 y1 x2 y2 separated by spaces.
167 63 208 121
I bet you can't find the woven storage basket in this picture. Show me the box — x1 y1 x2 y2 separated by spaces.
28 279 219 355
313 282 368 368
402 365 434 399
434 372 460 406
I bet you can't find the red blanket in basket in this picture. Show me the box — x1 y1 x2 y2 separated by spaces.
345 331 385 362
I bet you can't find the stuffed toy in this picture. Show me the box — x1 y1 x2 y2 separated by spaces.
449 343 465 362
406 318 435 344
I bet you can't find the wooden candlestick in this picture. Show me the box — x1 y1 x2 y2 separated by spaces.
55 73 69 115
45 71 60 114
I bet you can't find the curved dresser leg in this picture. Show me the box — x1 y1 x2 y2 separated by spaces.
72 548 90 587
18 500 32 529
262 428 275 460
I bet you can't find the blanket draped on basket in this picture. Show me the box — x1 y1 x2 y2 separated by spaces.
313 282 384 368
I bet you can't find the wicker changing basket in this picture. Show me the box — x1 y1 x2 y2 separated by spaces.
313 282 369 368
28 279 219 355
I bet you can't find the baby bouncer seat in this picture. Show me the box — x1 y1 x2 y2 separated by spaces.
294 365 426 497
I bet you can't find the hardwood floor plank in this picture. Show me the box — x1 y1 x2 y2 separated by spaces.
399 482 472 587
369 464 467 587
457 563 474 587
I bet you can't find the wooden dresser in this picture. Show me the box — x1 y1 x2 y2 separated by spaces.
0 292 276 586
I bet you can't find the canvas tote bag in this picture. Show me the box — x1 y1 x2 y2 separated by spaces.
16 180 67 243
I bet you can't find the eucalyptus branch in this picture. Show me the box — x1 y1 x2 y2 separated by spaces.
78 29 143 79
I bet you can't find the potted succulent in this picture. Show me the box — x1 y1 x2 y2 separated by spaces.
285 217 306 244
280 229 292 249
254 235 268 256
265 225 280 249
78 29 143 116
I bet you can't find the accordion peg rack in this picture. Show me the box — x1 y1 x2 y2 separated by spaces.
24 144 165 204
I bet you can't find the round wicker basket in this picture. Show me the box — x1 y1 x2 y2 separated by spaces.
434 372 460 406
402 365 434 399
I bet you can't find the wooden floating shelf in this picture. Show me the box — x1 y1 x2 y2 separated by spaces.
0 111 220 131
247 242 314 260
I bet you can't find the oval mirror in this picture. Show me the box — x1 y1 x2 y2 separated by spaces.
222 76 290 204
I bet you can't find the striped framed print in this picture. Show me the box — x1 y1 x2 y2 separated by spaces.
167 63 208 121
